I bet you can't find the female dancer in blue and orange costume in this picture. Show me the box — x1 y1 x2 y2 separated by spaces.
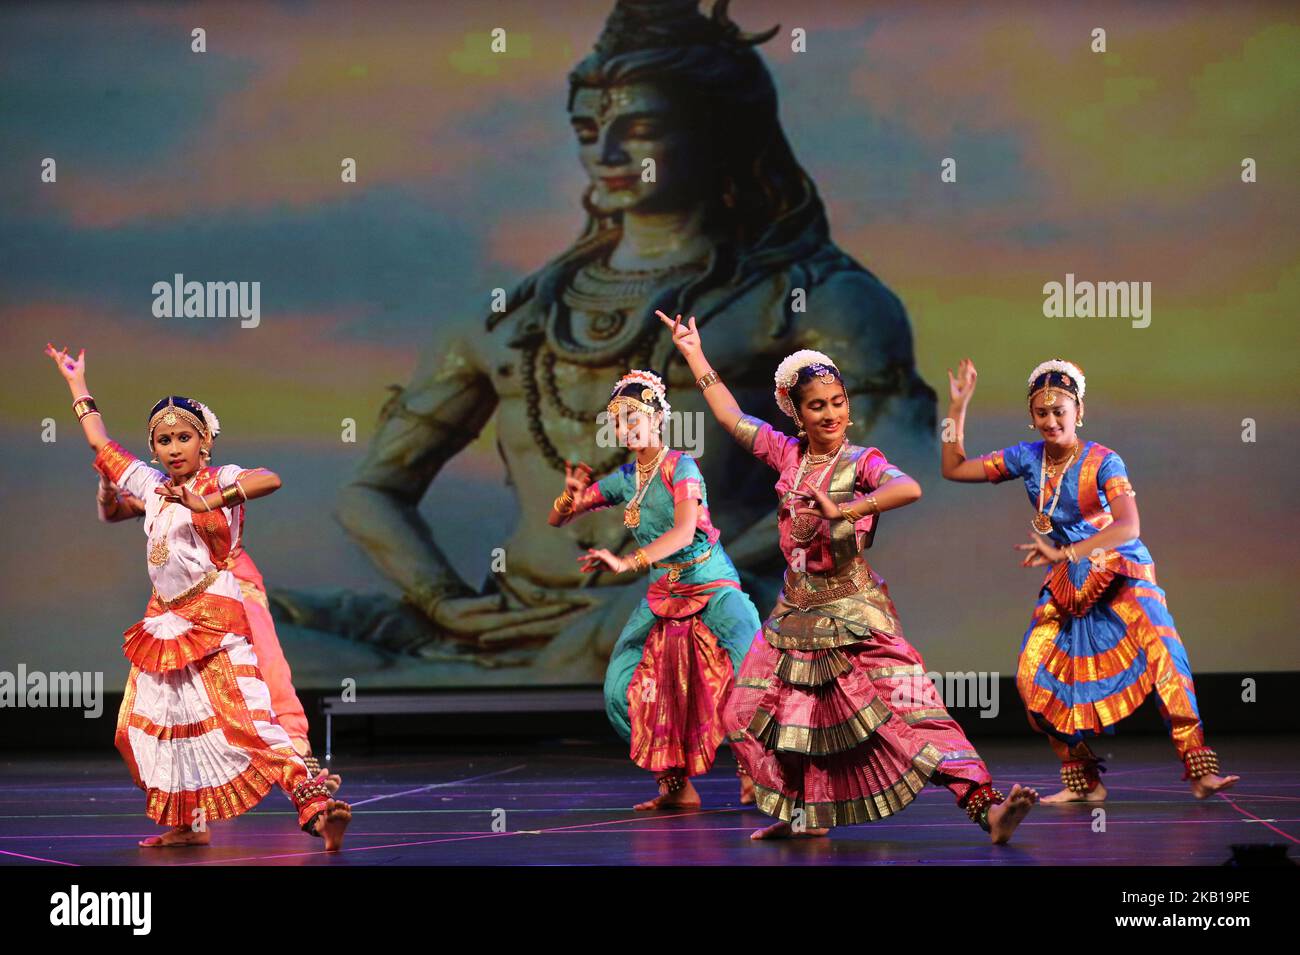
941 357 1238 802
549 370 763 809
44 342 352 849
661 312 1038 842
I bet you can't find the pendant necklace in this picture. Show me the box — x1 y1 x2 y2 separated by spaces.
625 447 668 529
148 474 198 567
1032 441 1080 534
783 441 845 544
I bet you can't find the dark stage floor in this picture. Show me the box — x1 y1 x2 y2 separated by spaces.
1 735 1296 866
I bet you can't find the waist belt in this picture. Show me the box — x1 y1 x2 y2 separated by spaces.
782 559 873 611
654 547 712 583
153 568 221 610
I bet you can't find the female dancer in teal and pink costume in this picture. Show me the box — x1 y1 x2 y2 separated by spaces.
663 312 1037 841
942 358 1238 802
549 370 762 809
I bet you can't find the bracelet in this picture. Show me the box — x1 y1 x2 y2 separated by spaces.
220 484 242 507
1065 542 1078 562
72 396 98 420
695 370 720 391
201 493 213 513
234 479 248 502
554 491 575 515
71 393 93 404
630 548 650 573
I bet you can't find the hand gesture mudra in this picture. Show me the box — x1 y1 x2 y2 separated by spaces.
154 480 207 512
578 547 627 575
44 343 86 383
1015 533 1060 568
791 487 842 521
564 460 593 498
947 357 977 407
656 310 702 360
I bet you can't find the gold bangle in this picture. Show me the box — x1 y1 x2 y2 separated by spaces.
632 548 649 573
696 370 720 391
554 491 575 514
234 479 248 502
220 484 241 507
72 397 98 420
839 503 859 522
202 494 213 512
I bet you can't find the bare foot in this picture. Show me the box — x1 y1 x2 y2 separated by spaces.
750 820 829 840
739 774 754 805
634 778 702 811
313 799 351 851
1040 780 1107 804
1191 772 1240 799
138 826 211 848
987 783 1038 845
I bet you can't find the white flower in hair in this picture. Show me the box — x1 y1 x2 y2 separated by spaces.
194 400 222 439
1027 359 1086 400
613 369 671 418
773 349 838 420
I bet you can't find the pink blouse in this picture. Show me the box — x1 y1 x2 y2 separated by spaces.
734 415 904 574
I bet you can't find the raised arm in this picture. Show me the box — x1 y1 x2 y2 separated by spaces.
657 311 744 436
44 344 111 453
940 357 992 482
548 461 597 527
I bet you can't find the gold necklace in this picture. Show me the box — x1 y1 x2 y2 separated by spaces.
625 447 668 529
1032 442 1080 534
784 443 846 543
1043 439 1079 477
147 475 198 566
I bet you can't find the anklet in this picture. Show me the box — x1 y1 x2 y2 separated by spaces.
963 784 1006 832
656 771 687 793
1182 746 1221 780
1061 759 1102 794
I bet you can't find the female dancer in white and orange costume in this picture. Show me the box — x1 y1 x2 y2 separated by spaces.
95 476 341 793
44 343 351 849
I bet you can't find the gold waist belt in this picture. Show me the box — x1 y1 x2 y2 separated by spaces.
654 547 712 583
782 559 873 612
154 568 221 610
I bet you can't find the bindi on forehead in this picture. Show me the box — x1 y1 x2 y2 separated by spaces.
571 84 671 125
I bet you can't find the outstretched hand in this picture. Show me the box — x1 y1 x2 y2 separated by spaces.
578 548 628 575
657 310 703 361
947 357 977 407
44 343 86 384
1015 533 1063 568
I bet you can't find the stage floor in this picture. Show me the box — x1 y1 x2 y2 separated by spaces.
2 734 1295 866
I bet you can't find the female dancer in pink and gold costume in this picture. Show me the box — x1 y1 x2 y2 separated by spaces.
662 313 1037 842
